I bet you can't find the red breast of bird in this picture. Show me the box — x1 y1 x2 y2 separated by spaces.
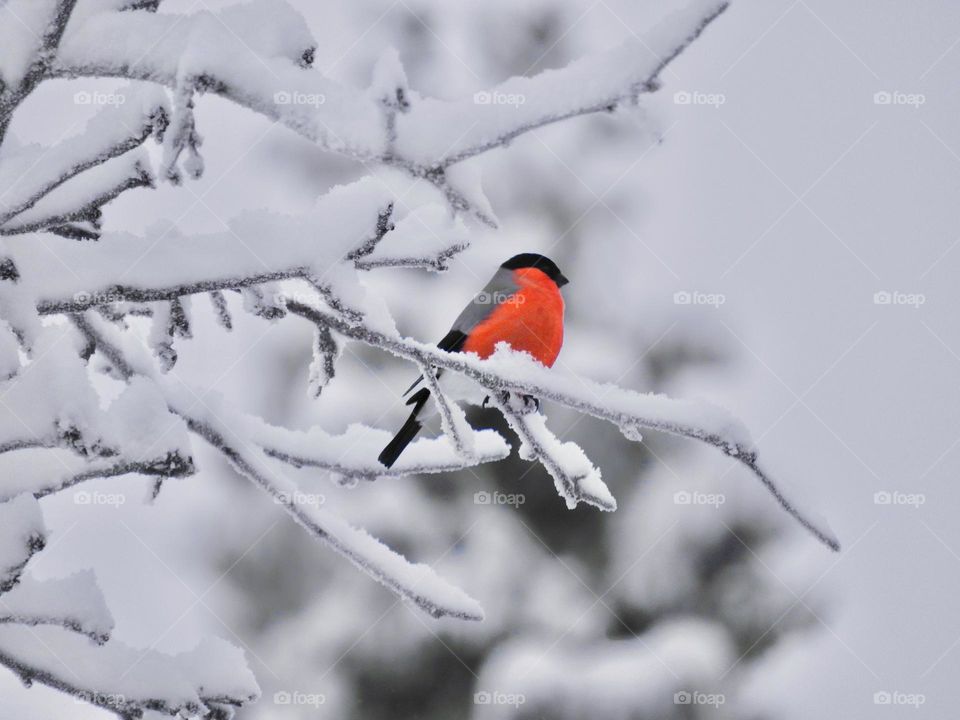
461 266 565 367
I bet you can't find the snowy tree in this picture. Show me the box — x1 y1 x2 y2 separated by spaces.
0 0 840 717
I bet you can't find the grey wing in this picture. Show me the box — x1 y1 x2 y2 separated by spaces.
450 267 520 334
401 268 520 398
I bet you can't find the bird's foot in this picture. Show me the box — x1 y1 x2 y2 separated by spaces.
500 391 540 415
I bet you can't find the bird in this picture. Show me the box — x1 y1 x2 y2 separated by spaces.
378 253 569 468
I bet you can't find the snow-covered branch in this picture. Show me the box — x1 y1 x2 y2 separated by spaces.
0 152 154 238
285 301 840 552
49 0 728 223
497 398 616 512
68 312 494 620
0 87 166 228
178 400 486 621
14 182 464 325
0 572 112 644
394 0 731 168
0 492 255 719
0 626 259 718
0 0 79 141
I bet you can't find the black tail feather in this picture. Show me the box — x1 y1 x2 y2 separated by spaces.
378 388 430 468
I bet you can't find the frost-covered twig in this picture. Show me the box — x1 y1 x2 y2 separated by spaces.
18 185 463 319
0 154 154 238
0 452 194 503
0 90 166 226
497 398 616 512
0 495 46 592
0 0 79 142
0 626 259 718
396 0 730 169
0 572 113 644
419 362 477 462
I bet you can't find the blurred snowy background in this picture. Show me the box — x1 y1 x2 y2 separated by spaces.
3 0 959 717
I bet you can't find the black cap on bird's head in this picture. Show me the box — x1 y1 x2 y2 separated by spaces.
501 253 569 287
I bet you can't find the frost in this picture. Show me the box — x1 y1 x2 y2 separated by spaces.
0 571 113 643
0 495 45 592
0 627 259 716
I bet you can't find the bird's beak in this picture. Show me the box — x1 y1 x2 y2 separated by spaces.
556 273 570 287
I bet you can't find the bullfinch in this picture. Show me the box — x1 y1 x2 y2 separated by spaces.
378 253 569 468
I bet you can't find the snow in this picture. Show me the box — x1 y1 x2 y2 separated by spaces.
502 406 616 512
475 618 733 719
368 46 408 106
0 571 114 643
0 321 19 380
55 3 385 158
0 328 191 480
257 419 510 479
0 84 166 224
0 0 53 88
0 626 259 714
393 0 729 166
359 204 470 271
168 386 488 621
5 178 418 319
0 494 45 591
1 149 153 235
